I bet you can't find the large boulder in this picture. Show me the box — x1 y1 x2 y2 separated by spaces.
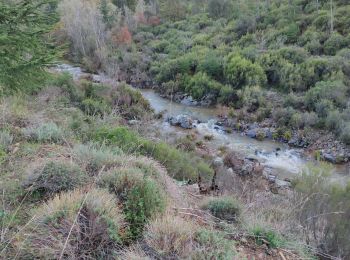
169 114 193 129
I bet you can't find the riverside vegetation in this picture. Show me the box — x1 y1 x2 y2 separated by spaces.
0 0 349 259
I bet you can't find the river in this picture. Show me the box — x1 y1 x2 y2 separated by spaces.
55 64 350 183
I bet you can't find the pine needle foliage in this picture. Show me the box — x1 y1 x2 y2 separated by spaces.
0 0 58 93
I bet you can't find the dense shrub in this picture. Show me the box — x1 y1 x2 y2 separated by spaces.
98 167 166 239
81 98 112 116
201 197 241 222
20 189 123 259
22 122 65 144
22 161 87 198
186 72 222 100
111 83 153 120
323 33 348 55
340 122 350 144
305 80 348 111
225 54 266 89
92 127 214 181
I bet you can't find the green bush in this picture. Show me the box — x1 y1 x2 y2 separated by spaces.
305 81 348 111
251 226 284 248
324 33 348 55
81 98 111 116
224 54 266 88
22 161 87 198
50 73 82 103
201 197 241 222
111 83 153 120
340 122 350 144
92 127 214 181
98 168 166 239
325 110 342 132
20 189 123 259
186 72 222 100
22 122 65 144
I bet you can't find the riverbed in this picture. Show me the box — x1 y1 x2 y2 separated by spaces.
55 64 350 182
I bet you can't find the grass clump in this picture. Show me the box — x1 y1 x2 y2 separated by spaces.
98 167 166 239
0 130 13 152
193 229 236 259
73 142 124 175
251 226 284 248
19 189 124 259
22 161 87 199
92 126 214 181
144 215 196 258
22 122 65 144
201 196 241 223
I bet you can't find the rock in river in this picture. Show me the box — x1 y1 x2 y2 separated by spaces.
168 114 194 129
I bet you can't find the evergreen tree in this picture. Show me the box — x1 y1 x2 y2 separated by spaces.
0 0 58 93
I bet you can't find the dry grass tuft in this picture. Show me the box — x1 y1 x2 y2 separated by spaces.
17 188 124 259
144 214 198 258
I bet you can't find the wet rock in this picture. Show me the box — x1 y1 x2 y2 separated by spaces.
213 157 224 167
275 179 292 188
128 120 140 125
168 114 193 129
246 129 257 138
268 174 276 183
323 153 336 164
181 96 198 106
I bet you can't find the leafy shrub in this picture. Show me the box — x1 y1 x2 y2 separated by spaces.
186 72 222 100
201 197 241 222
20 189 123 259
325 110 342 132
92 127 214 181
305 81 348 111
193 229 236 259
22 122 65 144
207 0 233 19
111 83 153 120
50 73 82 103
22 161 87 198
324 33 348 55
340 122 350 144
73 143 124 175
99 167 166 239
224 54 266 88
238 85 265 112
81 98 111 116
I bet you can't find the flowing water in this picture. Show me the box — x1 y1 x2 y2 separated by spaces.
140 91 349 182
55 64 350 182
